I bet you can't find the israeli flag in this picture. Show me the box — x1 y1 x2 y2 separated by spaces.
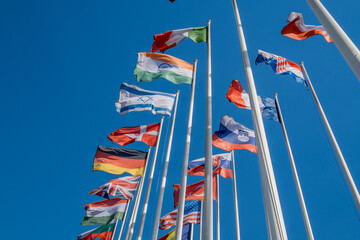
115 83 176 116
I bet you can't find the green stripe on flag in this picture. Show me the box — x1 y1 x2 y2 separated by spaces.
188 27 207 43
134 67 192 84
81 212 125 226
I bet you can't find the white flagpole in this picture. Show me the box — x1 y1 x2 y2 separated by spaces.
204 19 214 240
117 201 131 240
230 0 288 239
136 117 165 240
231 151 241 240
199 201 203 240
300 62 360 212
305 0 360 82
174 59 198 240
216 175 220 240
125 146 152 240
151 91 180 240
111 219 119 240
274 93 314 240
190 224 194 240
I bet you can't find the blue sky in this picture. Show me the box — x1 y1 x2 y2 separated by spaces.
1 0 360 239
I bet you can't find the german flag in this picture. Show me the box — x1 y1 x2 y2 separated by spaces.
93 146 148 176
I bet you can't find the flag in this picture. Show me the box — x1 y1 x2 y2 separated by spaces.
158 224 191 240
212 114 257 153
93 145 147 176
226 80 279 122
159 200 201 230
151 27 207 53
81 198 128 226
281 12 333 43
115 83 176 116
89 176 140 199
77 220 116 240
188 153 232 178
134 52 194 85
173 176 217 208
255 49 306 86
108 123 160 147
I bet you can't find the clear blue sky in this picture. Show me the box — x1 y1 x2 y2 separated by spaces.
1 0 360 239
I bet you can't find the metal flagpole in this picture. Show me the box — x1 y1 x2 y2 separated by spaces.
190 224 194 240
151 91 180 240
199 201 203 240
136 117 165 240
204 19 213 240
125 146 152 240
111 219 119 240
174 59 198 240
300 62 360 212
305 0 360 82
274 93 314 240
117 201 131 240
231 151 241 240
230 0 288 239
216 175 220 240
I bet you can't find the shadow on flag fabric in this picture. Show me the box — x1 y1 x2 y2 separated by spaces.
281 12 333 43
134 52 194 85
188 153 232 178
255 49 306 86
159 200 201 230
151 27 207 53
158 224 191 240
93 146 148 176
78 219 116 240
226 80 279 122
89 176 140 199
81 198 128 226
108 123 160 147
212 114 257 153
115 83 176 116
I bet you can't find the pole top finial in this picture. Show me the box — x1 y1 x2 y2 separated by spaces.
194 59 198 63
161 116 165 119
207 20 211 24
274 93 278 97
176 90 180 93
300 61 304 65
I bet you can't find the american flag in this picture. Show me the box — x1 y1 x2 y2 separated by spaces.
89 176 140 199
159 201 201 230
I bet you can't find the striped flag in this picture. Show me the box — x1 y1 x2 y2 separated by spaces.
188 153 233 178
115 83 176 116
159 201 201 230
158 224 191 240
135 52 194 85
89 176 140 199
78 220 116 240
81 198 128 226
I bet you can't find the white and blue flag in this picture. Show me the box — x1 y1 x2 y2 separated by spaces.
115 83 176 116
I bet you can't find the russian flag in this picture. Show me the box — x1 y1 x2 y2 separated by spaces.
187 153 233 178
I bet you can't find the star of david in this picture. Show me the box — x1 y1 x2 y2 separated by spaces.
137 96 153 103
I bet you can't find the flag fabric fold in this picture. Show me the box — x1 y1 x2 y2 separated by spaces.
188 153 232 178
158 224 191 240
281 12 333 43
89 176 140 199
115 83 176 116
78 220 116 240
134 52 194 84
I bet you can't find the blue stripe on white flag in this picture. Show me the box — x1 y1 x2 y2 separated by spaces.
120 83 176 99
118 104 173 116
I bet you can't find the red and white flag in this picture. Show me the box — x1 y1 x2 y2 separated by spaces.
108 123 160 147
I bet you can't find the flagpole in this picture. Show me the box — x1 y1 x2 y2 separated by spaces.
203 19 213 240
117 200 131 240
111 219 119 240
231 151 241 240
305 0 360 81
230 0 288 239
190 224 194 240
300 62 360 213
216 175 220 240
125 146 152 240
274 93 314 240
136 116 165 240
199 201 203 240
151 91 180 240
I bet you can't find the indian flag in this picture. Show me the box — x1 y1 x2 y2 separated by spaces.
81 198 128 226
151 27 207 53
134 52 194 85
77 220 116 240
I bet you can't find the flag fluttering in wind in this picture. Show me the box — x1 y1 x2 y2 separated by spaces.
255 50 306 86
81 198 128 226
77 219 116 240
158 224 191 240
159 201 201 230
108 123 160 147
134 52 194 85
212 114 257 153
281 12 333 43
226 80 279 122
151 27 207 53
89 176 140 199
115 83 176 116
188 153 232 178
93 146 147 176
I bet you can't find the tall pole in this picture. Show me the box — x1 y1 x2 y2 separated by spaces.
125 146 152 240
199 201 203 240
305 0 360 82
175 60 198 240
274 93 314 240
111 219 119 240
216 175 220 240
137 117 165 240
230 0 288 239
203 19 213 240
231 151 241 240
151 91 180 240
117 201 131 240
300 62 360 213
190 224 194 240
